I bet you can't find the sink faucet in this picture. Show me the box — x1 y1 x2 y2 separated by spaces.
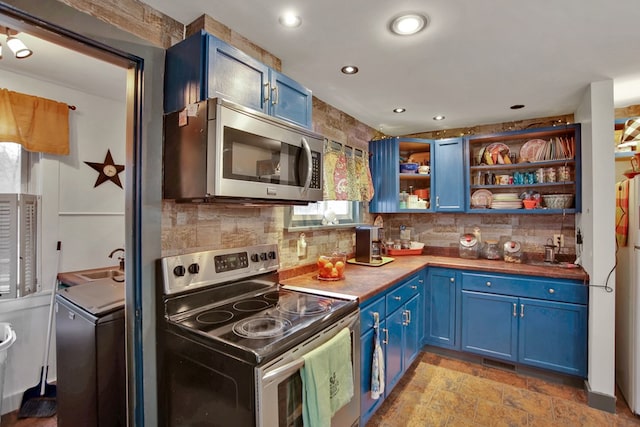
109 248 125 271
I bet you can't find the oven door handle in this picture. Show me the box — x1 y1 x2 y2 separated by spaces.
262 358 305 383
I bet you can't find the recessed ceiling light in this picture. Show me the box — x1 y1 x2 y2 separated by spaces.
393 108 406 113
341 65 359 75
279 12 301 28
510 104 525 110
389 13 427 36
433 115 445 121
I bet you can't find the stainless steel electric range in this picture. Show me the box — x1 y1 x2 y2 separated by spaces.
157 244 360 427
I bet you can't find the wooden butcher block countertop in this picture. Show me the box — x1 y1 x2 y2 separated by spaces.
279 255 589 305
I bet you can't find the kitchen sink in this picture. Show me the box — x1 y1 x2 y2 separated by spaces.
77 269 124 280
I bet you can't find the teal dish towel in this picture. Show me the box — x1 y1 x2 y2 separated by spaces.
301 328 354 427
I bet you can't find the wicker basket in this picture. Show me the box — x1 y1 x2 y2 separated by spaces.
542 194 574 209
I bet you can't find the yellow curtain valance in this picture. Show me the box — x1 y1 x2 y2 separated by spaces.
0 88 69 155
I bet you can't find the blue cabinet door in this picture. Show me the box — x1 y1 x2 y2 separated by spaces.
461 290 518 362
207 36 269 114
424 268 458 349
360 321 385 424
368 138 400 213
269 70 312 128
164 31 207 113
385 306 404 394
403 294 421 368
518 297 587 376
434 138 464 211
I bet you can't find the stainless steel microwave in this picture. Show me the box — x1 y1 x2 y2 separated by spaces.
163 98 324 205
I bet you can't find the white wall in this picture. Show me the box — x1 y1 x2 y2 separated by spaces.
0 69 126 413
575 80 617 405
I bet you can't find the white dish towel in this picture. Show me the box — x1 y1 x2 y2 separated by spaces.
370 312 385 399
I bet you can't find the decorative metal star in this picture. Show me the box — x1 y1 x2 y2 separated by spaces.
84 149 125 189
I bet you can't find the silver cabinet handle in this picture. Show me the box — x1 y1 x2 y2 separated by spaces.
263 82 270 103
486 281 492 287
450 277 454 283
520 303 524 318
402 310 408 326
548 288 555 294
436 196 440 207
394 296 401 301
410 285 417 290
419 279 424 284
406 309 411 325
382 328 389 344
513 303 517 317
271 84 279 105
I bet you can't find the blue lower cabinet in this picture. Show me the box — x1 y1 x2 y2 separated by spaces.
461 290 518 361
518 297 587 377
424 268 459 349
403 294 421 368
460 286 588 377
359 271 424 424
385 306 404 392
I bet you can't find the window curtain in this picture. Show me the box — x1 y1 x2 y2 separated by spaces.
0 88 70 155
323 140 374 202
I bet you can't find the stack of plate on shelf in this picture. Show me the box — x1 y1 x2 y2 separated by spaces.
490 193 522 209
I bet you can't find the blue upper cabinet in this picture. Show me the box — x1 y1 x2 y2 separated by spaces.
369 137 464 213
206 36 269 114
433 137 465 211
466 124 581 213
164 31 313 129
268 70 313 128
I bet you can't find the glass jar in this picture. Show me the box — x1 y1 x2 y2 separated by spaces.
459 234 480 259
483 240 501 260
317 251 346 281
503 241 522 263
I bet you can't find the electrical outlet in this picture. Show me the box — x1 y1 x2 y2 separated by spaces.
553 234 564 248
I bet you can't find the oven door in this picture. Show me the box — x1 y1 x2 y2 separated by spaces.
256 310 360 427
210 99 324 202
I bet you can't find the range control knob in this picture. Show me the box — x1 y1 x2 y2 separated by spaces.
268 251 277 260
188 263 200 274
173 265 186 277
251 253 260 262
260 252 267 261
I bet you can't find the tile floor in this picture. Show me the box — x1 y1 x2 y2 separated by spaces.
367 351 640 427
2 351 639 426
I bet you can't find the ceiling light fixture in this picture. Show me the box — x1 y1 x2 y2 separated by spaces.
389 13 428 36
393 108 406 113
279 12 302 28
341 65 359 75
3 27 32 59
433 115 445 121
510 104 525 110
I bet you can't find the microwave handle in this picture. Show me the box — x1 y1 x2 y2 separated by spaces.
301 137 313 193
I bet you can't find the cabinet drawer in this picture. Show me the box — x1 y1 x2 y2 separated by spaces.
387 274 422 314
461 272 587 304
360 296 386 332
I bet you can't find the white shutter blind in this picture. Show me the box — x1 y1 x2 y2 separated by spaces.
0 194 18 299
19 194 38 296
0 193 39 299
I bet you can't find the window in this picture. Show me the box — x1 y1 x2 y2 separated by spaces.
0 143 40 299
286 200 363 229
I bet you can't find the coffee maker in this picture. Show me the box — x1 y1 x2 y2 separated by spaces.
355 226 383 264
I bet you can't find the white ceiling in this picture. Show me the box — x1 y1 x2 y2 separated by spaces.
139 0 640 135
3 1 640 136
